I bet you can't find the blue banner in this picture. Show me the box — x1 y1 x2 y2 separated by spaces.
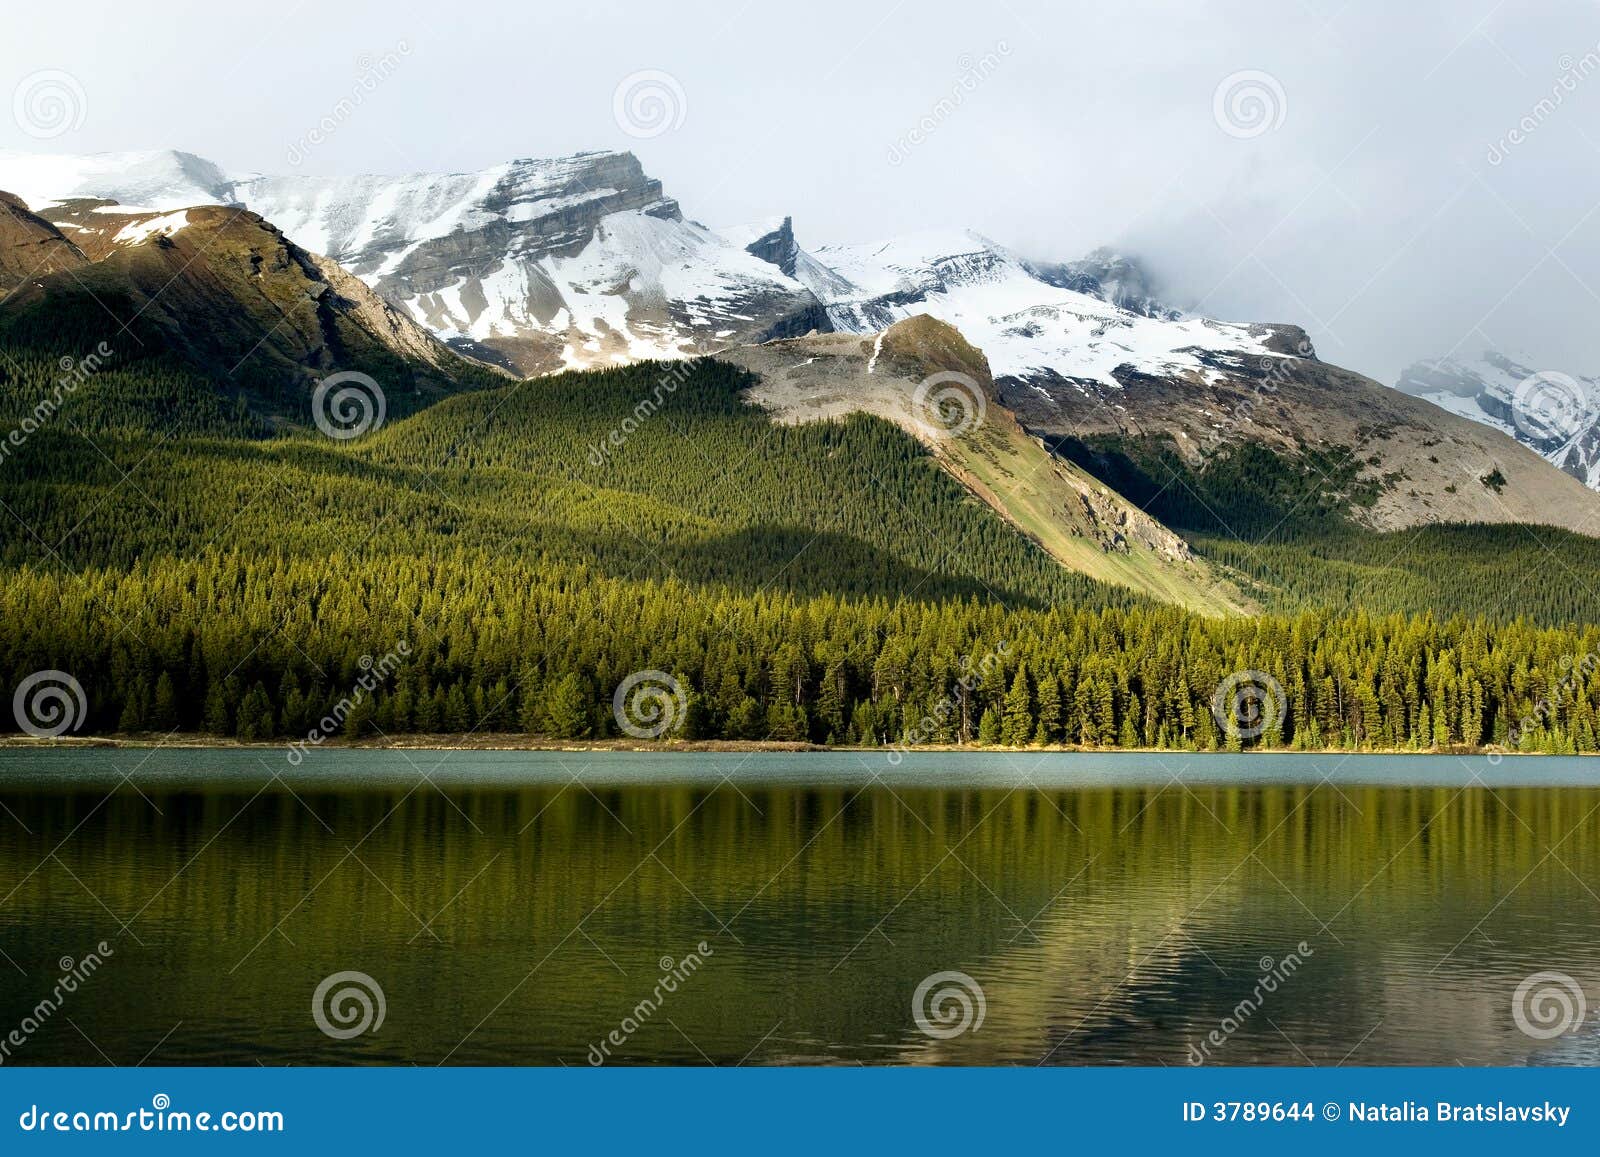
2 1067 1597 1153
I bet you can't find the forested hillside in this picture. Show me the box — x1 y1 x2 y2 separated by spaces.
1 350 1599 752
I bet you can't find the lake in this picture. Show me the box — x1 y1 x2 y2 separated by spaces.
1 748 1598 1066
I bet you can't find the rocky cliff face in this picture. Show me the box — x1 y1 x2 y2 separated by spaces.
240 151 676 277
730 215 800 277
230 153 826 375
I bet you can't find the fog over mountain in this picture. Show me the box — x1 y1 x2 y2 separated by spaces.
4 0 1600 385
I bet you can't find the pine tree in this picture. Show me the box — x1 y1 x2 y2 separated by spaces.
235 682 274 741
542 674 592 739
151 672 179 731
118 678 148 733
444 684 470 731
202 679 231 736
977 707 1001 746
1034 673 1062 745
1001 666 1033 747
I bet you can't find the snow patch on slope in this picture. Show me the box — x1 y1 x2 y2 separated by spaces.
111 210 190 246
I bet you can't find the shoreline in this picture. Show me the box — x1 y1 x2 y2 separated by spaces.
0 734 1549 756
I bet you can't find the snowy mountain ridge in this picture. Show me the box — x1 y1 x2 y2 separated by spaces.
0 148 825 374
0 146 1275 388
1395 351 1600 490
780 227 1292 390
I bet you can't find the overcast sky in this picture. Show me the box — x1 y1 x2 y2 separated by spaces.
5 0 1600 383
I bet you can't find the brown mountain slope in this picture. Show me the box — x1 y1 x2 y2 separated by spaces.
999 332 1600 535
0 197 494 419
0 190 88 293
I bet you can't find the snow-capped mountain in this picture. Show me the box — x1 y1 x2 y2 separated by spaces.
5 144 1308 397
231 153 827 374
1 147 1295 390
757 227 1292 391
1395 352 1600 489
5 146 1600 535
0 148 825 375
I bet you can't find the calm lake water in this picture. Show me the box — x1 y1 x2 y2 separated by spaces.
1 748 1598 1066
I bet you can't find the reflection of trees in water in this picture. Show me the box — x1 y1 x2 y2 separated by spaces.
1 783 1597 1064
